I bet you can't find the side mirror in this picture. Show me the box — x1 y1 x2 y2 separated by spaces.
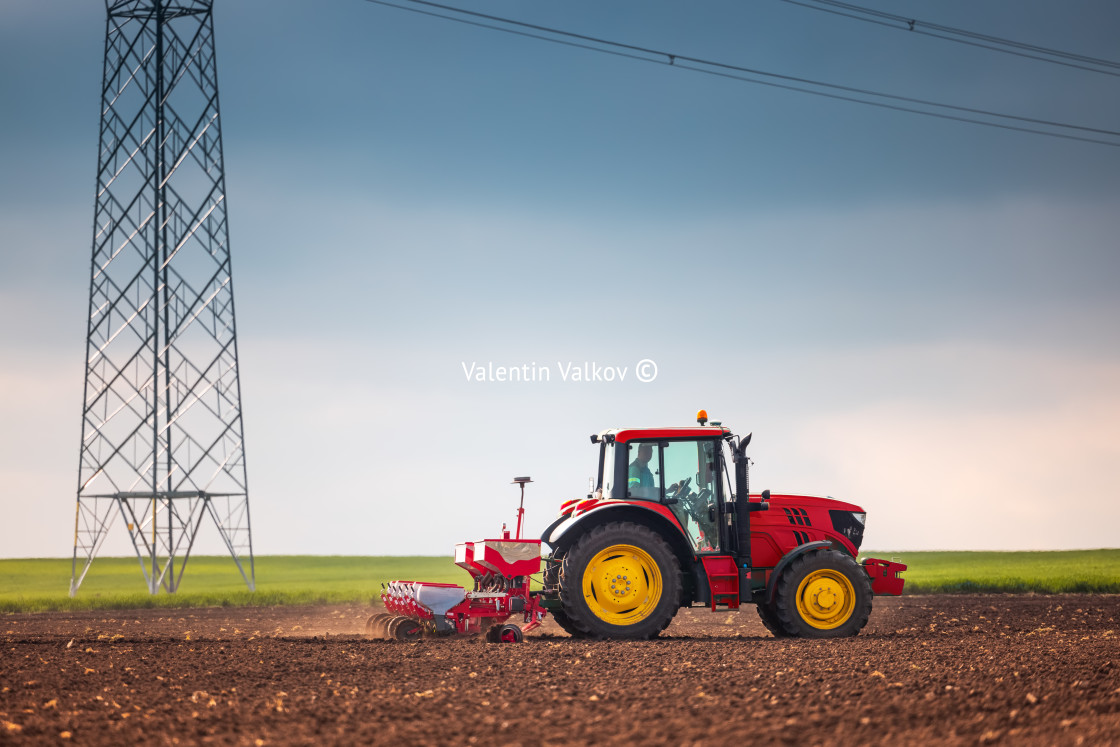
748 489 771 512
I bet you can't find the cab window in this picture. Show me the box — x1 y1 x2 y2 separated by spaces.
625 442 661 500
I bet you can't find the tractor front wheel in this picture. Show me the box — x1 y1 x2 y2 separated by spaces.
558 521 682 640
753 593 789 638
772 549 872 638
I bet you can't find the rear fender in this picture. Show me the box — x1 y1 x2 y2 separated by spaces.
764 540 831 604
544 503 694 573
539 512 570 546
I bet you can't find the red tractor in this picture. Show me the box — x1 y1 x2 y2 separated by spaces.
373 412 904 641
536 411 905 639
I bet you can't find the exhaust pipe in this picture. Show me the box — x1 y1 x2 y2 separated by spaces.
734 434 752 599
734 433 769 601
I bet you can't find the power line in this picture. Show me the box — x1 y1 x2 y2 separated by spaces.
363 0 1120 148
780 0 1120 78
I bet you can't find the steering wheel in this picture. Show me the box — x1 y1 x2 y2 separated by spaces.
668 477 693 503
682 487 712 525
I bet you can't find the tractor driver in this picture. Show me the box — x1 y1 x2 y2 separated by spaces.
628 443 656 499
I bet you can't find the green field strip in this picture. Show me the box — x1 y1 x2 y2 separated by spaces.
0 556 470 613
862 549 1120 594
1 550 1117 613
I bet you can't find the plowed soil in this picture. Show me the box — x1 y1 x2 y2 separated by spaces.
2 595 1118 745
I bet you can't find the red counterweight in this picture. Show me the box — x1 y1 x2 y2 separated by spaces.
861 558 908 596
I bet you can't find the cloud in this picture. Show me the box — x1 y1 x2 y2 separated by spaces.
781 343 1120 550
3 133 1120 558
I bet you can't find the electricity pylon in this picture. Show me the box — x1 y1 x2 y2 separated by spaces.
71 0 254 596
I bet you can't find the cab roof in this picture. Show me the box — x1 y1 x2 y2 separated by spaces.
595 426 732 443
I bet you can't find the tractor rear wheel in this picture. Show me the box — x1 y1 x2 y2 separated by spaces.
539 553 586 640
558 521 682 640
544 553 589 638
549 608 589 638
772 549 872 638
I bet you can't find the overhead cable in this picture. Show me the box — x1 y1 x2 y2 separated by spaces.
780 0 1120 78
363 0 1120 147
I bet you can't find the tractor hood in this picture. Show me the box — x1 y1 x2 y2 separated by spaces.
759 493 868 553
762 493 864 513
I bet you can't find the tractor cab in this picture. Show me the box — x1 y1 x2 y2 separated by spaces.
591 427 731 554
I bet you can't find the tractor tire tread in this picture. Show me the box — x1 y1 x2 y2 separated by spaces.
544 551 590 638
753 593 789 638
549 607 588 638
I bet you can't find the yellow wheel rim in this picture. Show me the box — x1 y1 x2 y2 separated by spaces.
581 544 662 625
795 568 855 630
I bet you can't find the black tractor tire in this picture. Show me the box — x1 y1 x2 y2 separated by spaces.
772 549 872 638
558 521 682 640
753 593 790 638
549 608 589 639
543 552 590 638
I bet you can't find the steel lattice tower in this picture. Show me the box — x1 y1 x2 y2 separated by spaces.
71 0 254 596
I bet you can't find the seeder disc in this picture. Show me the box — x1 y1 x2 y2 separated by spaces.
388 616 424 641
365 613 394 639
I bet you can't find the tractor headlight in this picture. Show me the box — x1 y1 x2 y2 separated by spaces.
829 510 866 550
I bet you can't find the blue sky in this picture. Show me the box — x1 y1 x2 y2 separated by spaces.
1 0 1118 561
